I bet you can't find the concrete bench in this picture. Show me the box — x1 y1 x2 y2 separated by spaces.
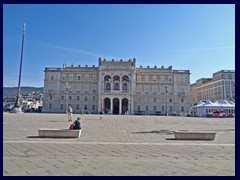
38 128 81 138
174 131 216 140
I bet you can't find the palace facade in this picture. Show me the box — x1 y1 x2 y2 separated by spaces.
42 58 191 115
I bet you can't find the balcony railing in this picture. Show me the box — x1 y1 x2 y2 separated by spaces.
178 92 185 96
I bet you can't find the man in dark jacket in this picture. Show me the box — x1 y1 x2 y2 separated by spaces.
71 117 81 129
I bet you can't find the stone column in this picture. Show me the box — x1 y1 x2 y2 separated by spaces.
130 96 134 114
120 79 122 92
110 98 113 114
111 81 113 92
119 98 122 114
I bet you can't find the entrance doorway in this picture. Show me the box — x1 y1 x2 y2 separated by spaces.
122 98 128 114
104 98 111 114
113 98 119 114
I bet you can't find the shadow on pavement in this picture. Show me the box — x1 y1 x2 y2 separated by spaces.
27 136 42 138
133 129 174 135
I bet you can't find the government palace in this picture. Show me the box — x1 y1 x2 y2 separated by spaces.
42 58 191 115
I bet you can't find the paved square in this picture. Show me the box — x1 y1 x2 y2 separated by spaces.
3 113 235 176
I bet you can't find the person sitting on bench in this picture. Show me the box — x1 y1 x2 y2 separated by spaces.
70 117 81 130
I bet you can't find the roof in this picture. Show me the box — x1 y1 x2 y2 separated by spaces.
193 100 235 108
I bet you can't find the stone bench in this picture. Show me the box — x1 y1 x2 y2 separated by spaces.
174 131 216 140
38 128 81 138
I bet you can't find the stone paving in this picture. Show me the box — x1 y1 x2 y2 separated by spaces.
3 113 235 176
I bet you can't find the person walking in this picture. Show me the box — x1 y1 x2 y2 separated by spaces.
67 106 73 121
100 109 103 120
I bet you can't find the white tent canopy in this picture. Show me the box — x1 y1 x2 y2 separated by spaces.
192 100 235 117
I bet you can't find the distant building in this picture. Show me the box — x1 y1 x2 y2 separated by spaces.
42 58 191 115
190 70 235 104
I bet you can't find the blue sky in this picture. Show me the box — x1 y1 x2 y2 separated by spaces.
3 4 235 87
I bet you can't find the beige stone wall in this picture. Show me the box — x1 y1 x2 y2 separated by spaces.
190 70 235 104
43 59 191 115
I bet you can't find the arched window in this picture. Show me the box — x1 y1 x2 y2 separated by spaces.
123 83 127 91
114 83 119 90
104 75 111 91
122 76 130 82
113 76 120 90
104 75 111 82
113 76 120 81
122 75 130 91
106 83 111 90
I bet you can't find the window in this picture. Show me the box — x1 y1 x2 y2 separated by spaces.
138 106 140 111
92 105 95 110
145 86 148 93
93 96 95 101
69 96 72 100
85 75 89 81
153 98 156 102
170 106 173 112
51 75 54 80
49 95 53 101
153 76 157 82
122 83 127 91
60 104 63 110
145 106 148 111
162 106 164 112
62 76 65 80
49 104 52 109
77 96 80 101
69 75 73 81
76 104 79 110
153 106 156 111
78 76 81 80
169 99 172 102
84 105 87 110
161 76 164 82
181 98 184 103
61 96 64 100
114 83 119 90
181 107 184 112
85 96 87 101
145 76 149 81
153 86 156 93
106 83 111 90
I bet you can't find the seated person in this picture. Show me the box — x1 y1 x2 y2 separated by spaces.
71 117 81 130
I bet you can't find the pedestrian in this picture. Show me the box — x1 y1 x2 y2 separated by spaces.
100 110 103 120
67 106 73 121
70 117 81 130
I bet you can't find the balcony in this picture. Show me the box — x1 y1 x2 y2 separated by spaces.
104 89 111 92
122 90 129 93
178 92 185 97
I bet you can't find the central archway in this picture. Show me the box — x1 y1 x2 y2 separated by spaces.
122 98 128 114
113 98 119 114
104 98 111 114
